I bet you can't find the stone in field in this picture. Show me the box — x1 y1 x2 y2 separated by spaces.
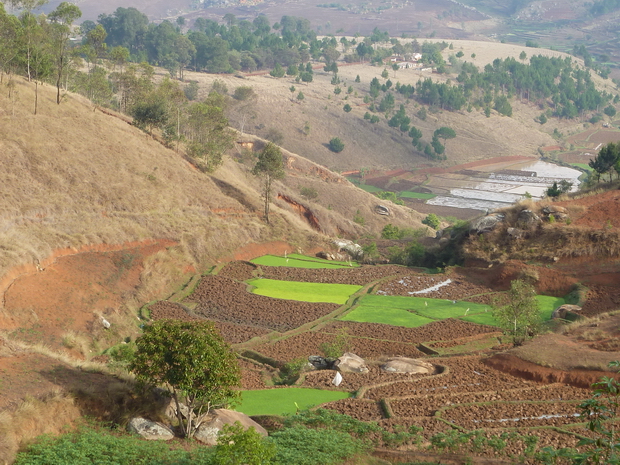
194 409 267 445
381 357 434 374
127 417 174 440
334 352 369 373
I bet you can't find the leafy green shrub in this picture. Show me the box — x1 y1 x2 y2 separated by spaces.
14 426 211 465
319 329 352 359
213 422 276 465
422 213 440 229
282 409 381 440
353 210 365 225
270 424 369 465
328 137 345 153
376 191 404 205
300 187 318 199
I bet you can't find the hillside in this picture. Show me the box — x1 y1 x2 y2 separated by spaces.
0 76 426 321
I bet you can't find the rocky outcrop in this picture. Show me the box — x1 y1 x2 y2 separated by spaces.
517 209 541 228
470 213 505 234
551 304 582 319
334 353 369 373
127 417 175 440
194 409 268 445
381 357 434 374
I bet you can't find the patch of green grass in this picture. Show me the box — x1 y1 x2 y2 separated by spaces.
536 295 565 320
571 163 593 172
356 183 384 193
341 305 436 327
251 254 355 269
341 294 559 328
247 279 362 304
237 388 350 416
399 191 437 200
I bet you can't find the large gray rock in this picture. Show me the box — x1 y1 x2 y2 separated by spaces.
194 409 267 446
381 357 434 374
551 304 582 320
308 355 335 370
334 353 368 373
517 209 541 228
470 213 505 234
127 417 174 440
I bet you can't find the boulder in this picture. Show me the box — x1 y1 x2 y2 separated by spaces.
541 205 567 215
551 304 582 320
160 398 190 422
470 213 505 234
381 357 434 374
517 209 541 228
334 353 368 373
507 227 525 239
333 239 363 260
127 417 174 441
308 355 335 370
194 409 267 446
375 204 390 216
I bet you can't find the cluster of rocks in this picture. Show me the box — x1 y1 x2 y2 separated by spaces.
308 352 435 375
127 398 266 443
469 205 569 237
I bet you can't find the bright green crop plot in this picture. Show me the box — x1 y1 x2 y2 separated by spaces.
248 279 362 304
237 388 350 416
287 253 359 267
399 191 437 200
250 254 356 269
341 304 436 327
342 293 562 328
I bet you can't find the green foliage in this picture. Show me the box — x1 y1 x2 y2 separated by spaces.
422 213 440 229
589 142 620 182
131 98 168 134
328 137 345 153
130 320 241 438
343 103 352 112
300 186 318 199
185 100 234 172
14 425 209 465
248 278 361 304
319 328 352 358
362 242 378 261
212 423 276 465
604 105 617 117
252 142 285 223
546 179 572 197
271 424 369 465
353 209 365 225
233 86 255 101
237 389 349 416
376 190 404 205
269 62 285 78
492 279 541 346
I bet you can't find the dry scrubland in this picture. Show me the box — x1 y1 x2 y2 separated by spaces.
181 38 617 172
0 77 426 303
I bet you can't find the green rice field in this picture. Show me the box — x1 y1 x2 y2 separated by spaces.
248 279 362 304
570 163 593 172
237 388 350 416
399 191 437 200
341 294 565 328
251 254 357 269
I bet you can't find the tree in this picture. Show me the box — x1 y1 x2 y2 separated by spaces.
252 143 285 224
576 361 620 464
131 97 169 135
329 137 345 153
433 126 456 156
48 2 81 104
589 142 620 182
130 320 241 438
269 62 285 78
422 213 440 229
519 51 527 61
492 279 541 346
343 103 352 112
381 68 389 79
296 91 304 102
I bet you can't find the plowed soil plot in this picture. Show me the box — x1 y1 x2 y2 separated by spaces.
322 398 384 421
259 264 408 285
390 384 591 418
442 401 583 429
581 284 620 316
187 276 338 332
363 356 534 401
218 260 258 281
377 274 495 301
322 319 498 343
301 365 431 392
149 300 271 344
254 332 424 364
239 359 269 390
